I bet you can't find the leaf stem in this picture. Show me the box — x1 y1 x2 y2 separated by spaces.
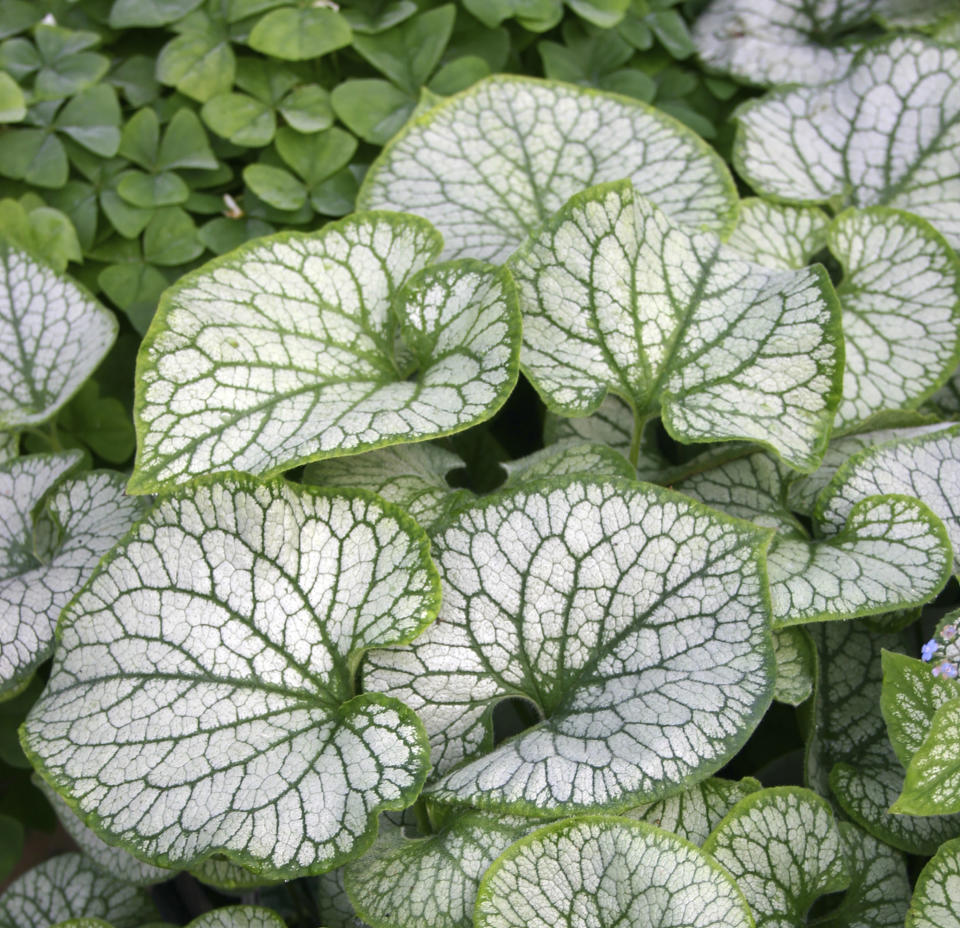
413 797 433 836
628 405 646 469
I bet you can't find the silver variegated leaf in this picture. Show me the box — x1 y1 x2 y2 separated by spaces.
0 853 157 928
734 36 960 251
365 477 774 814
131 212 520 492
358 76 738 262
626 776 762 845
499 441 634 487
344 811 538 928
702 787 850 928
772 626 815 705
0 243 117 428
1 465 149 698
895 697 960 816
509 181 841 472
186 908 287 928
725 199 830 269
474 817 753 928
22 476 440 877
907 835 960 928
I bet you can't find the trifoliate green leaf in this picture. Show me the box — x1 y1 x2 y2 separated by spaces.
34 777 173 886
2 464 148 698
0 853 157 928
906 835 960 928
278 84 334 133
806 621 960 854
510 181 841 472
331 79 415 146
691 0 872 86
881 650 960 768
305 443 469 532
773 626 815 705
248 7 352 61
0 72 24 123
703 787 850 928
0 243 116 428
31 26 109 102
116 171 189 209
130 212 520 492
202 93 276 147
474 817 753 928
365 477 774 814
22 476 439 877
816 822 910 928
827 209 960 432
156 20 234 102
626 776 762 845
725 199 830 270
817 423 960 576
734 36 960 251
109 0 204 27
54 85 121 158
358 75 738 262
344 811 537 928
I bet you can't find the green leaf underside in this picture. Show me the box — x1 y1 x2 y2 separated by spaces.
705 788 849 928
1 469 149 696
35 777 172 886
828 209 960 432
365 477 774 814
807 622 960 855
817 424 960 577
725 199 830 270
345 811 538 928
500 441 634 486
474 817 752 928
131 212 520 493
22 476 439 876
772 626 814 705
692 0 870 86
820 823 911 928
897 697 960 815
358 75 738 262
734 36 960 251
907 836 960 928
305 443 469 533
882 651 960 768
510 182 841 472
0 243 117 428
626 776 762 845
0 853 157 928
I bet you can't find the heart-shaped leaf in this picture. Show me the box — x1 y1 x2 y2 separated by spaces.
0 853 157 928
358 75 738 261
248 7 352 61
0 243 117 428
365 477 774 814
734 36 960 251
725 198 830 270
703 787 850 928
895 697 960 815
1 462 148 698
130 212 520 492
907 836 960 928
510 181 842 471
474 817 753 928
22 476 440 876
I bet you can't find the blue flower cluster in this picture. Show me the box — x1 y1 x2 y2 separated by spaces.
921 622 960 678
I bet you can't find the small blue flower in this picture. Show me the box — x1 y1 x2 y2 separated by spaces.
944 624 958 641
933 661 958 679
922 639 938 662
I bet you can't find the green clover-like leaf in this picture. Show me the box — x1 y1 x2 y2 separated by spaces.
906 835 960 928
734 36 960 251
365 477 774 814
358 75 738 262
0 853 158 928
510 181 842 471
130 212 520 493
0 243 117 429
21 476 440 877
474 817 753 928
2 460 148 699
703 787 850 928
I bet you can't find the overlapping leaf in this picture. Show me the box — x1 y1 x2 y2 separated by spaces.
474 817 753 928
22 476 440 876
907 836 960 928
365 477 774 814
0 242 116 428
358 75 738 262
725 199 830 270
895 697 960 816
509 181 841 471
734 36 960 250
131 212 520 492
0 853 157 928
703 787 849 928
1 463 149 698
772 627 815 705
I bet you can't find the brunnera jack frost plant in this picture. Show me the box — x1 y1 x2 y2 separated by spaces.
3 51 960 928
